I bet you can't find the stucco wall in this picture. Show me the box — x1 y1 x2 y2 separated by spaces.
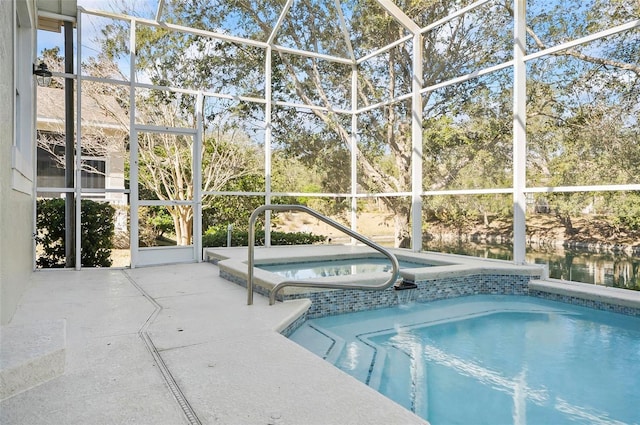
0 0 36 325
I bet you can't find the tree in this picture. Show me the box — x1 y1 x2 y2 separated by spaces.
138 0 519 247
37 48 125 178
133 96 260 245
39 47 262 246
95 0 638 247
203 174 266 231
522 0 640 234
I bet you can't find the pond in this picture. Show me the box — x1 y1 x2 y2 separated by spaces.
423 241 640 291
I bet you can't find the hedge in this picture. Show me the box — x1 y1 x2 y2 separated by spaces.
202 227 326 247
36 198 115 268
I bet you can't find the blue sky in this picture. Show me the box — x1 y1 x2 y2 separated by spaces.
37 0 157 60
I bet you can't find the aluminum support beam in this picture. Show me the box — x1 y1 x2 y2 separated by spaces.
264 46 273 246
193 93 204 261
375 0 420 34
411 33 423 251
512 0 527 264
129 21 139 268
267 0 293 45
73 18 82 270
351 66 358 243
64 21 76 268
154 0 165 21
335 0 356 62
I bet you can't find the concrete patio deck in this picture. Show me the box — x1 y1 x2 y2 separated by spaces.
0 262 426 425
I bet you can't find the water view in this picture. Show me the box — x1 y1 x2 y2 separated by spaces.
423 242 640 291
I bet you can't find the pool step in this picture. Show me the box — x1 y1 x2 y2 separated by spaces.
0 320 66 400
289 322 381 386
288 323 336 359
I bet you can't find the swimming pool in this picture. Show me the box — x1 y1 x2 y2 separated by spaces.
258 257 431 279
289 295 640 424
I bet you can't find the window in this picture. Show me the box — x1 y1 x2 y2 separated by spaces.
12 1 35 194
81 157 107 192
36 135 108 198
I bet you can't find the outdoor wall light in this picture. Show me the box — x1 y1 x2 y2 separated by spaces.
33 62 52 87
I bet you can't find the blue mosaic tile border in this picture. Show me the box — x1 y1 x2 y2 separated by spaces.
279 274 537 318
219 266 640 337
529 290 640 317
280 310 309 338
220 270 271 297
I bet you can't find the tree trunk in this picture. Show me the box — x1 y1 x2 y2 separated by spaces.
393 205 412 248
556 211 575 236
178 206 192 246
172 214 183 246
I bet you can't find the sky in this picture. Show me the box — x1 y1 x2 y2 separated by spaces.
37 0 158 61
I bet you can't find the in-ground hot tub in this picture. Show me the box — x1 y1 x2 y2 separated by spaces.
258 256 436 279
205 245 544 317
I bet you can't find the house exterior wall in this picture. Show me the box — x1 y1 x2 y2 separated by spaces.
0 0 37 325
36 85 128 204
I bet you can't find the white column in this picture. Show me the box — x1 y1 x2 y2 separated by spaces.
512 0 527 264
264 45 273 247
193 92 203 261
351 65 358 243
74 16 81 270
411 32 423 252
129 20 139 268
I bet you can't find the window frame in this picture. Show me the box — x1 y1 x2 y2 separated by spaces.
12 0 36 195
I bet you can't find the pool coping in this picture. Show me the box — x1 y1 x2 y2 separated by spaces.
530 278 640 311
206 245 640 318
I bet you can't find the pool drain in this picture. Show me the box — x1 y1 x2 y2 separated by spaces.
124 271 202 425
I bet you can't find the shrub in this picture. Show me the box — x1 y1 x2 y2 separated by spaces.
138 206 174 247
612 193 640 232
36 198 115 268
202 227 326 247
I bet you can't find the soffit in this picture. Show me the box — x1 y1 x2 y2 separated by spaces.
36 0 77 32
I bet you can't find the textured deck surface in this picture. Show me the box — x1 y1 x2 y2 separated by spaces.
1 262 426 425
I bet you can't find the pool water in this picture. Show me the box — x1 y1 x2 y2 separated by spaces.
259 257 429 279
289 295 640 425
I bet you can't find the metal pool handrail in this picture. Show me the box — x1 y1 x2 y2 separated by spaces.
247 204 401 305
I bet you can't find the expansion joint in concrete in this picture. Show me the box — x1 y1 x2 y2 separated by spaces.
123 270 202 425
